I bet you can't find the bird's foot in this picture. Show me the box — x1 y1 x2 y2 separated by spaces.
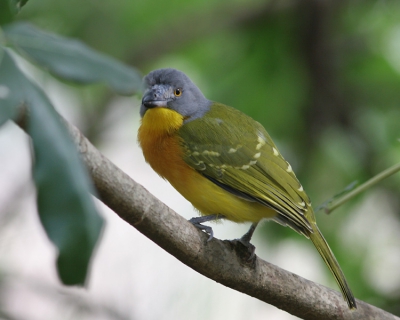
228 223 258 262
189 214 224 241
229 236 256 262
189 217 214 241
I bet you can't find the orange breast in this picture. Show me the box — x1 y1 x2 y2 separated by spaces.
138 108 193 184
138 107 276 223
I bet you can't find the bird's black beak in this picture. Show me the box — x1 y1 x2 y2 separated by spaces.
142 84 171 108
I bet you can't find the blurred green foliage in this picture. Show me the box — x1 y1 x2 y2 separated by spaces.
1 0 400 316
0 12 141 287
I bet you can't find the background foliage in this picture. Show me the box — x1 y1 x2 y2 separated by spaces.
1 0 400 319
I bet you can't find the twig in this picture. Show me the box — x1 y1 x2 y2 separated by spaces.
325 162 400 214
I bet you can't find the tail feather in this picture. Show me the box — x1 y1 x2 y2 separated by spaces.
309 225 357 309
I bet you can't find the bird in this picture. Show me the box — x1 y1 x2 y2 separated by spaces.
137 68 356 309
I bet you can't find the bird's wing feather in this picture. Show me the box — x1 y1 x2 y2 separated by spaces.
179 103 313 235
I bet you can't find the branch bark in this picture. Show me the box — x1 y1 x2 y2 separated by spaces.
43 117 400 320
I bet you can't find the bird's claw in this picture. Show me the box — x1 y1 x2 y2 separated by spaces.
189 217 214 241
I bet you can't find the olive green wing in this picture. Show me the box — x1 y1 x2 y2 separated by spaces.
178 103 313 235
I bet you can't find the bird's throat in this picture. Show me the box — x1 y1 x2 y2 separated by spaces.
140 107 184 136
138 107 186 180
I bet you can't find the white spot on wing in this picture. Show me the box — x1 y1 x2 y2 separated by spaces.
272 147 279 156
202 150 220 156
256 136 266 150
253 152 261 159
298 185 304 192
236 159 259 170
228 148 237 153
286 162 293 173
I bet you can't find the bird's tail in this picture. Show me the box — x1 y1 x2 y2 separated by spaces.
309 224 357 309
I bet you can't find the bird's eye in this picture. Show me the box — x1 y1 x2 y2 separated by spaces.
174 88 182 97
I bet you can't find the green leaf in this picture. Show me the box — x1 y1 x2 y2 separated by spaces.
0 46 20 126
0 0 28 25
4 22 142 95
15 0 29 9
0 50 104 285
0 1 14 26
8 0 29 12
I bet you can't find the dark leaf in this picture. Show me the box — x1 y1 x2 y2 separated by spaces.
0 1 14 26
0 50 104 285
0 46 21 125
0 0 29 25
9 0 29 12
4 22 143 95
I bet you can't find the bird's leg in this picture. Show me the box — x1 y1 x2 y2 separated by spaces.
233 222 259 261
241 222 258 243
188 214 225 241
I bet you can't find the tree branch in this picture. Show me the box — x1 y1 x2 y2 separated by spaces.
29 116 400 320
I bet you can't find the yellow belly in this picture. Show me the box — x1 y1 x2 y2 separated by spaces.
138 108 277 223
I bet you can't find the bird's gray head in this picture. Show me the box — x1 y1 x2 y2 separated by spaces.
140 68 211 121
